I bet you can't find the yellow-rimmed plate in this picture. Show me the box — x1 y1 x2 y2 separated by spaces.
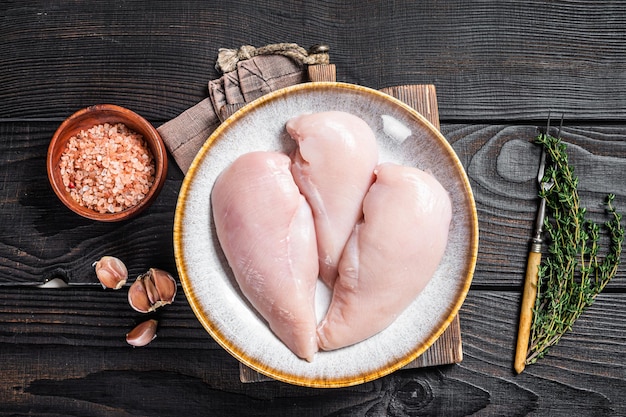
174 82 478 387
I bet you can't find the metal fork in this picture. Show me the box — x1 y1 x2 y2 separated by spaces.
514 115 562 374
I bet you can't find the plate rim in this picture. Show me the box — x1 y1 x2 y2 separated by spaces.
173 81 479 387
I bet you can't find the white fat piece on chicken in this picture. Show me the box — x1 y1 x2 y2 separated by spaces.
317 162 452 351
211 151 319 361
287 111 379 288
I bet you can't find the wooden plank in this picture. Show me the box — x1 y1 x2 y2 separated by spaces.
442 123 626 288
380 85 440 130
307 64 337 82
0 287 623 415
1 122 624 288
1 1 625 414
3 1 626 121
0 123 182 286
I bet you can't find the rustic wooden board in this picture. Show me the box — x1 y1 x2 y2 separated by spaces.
442 123 626 289
0 287 623 416
0 122 624 288
1 1 626 414
3 1 626 121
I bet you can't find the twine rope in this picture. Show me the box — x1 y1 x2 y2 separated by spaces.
215 43 330 73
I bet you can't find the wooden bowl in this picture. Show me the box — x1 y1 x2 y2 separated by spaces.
47 104 167 222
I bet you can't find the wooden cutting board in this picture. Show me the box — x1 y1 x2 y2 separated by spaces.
239 65 464 383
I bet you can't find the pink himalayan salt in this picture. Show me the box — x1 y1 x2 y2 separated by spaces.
59 122 155 214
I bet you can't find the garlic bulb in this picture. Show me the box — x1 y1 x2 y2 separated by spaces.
128 268 177 313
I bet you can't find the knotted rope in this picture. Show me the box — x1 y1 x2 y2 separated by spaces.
215 43 330 73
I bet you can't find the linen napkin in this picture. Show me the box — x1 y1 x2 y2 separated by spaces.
157 44 330 173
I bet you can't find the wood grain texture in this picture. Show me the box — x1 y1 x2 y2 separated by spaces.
380 85 440 130
442 123 626 289
308 64 337 82
0 287 623 416
3 1 626 121
2 122 623 288
2 1 626 414
0 122 182 286
515 250 542 374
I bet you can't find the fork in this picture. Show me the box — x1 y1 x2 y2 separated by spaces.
514 116 561 374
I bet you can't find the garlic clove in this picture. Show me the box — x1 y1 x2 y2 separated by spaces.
126 319 158 347
140 272 161 306
150 268 177 305
128 277 152 313
93 256 128 290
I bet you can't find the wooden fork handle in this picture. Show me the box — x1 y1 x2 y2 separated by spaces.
514 250 542 374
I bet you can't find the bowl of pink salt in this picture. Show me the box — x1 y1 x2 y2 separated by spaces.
47 104 168 222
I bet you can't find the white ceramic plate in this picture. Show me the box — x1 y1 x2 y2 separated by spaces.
174 82 478 387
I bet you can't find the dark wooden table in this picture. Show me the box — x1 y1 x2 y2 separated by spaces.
2 1 625 415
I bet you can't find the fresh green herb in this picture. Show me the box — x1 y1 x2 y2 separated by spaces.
526 132 624 365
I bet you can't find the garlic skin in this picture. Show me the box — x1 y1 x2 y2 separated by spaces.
93 256 128 290
126 319 158 347
128 268 177 313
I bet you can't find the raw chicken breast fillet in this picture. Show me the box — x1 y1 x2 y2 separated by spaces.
317 162 452 351
287 111 379 288
211 151 319 361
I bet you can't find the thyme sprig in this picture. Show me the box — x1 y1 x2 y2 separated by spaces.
526 132 624 365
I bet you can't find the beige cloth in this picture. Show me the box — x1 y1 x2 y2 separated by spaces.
158 55 307 173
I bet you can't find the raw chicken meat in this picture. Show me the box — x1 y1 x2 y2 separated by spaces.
211 151 319 361
287 111 379 288
317 162 452 351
